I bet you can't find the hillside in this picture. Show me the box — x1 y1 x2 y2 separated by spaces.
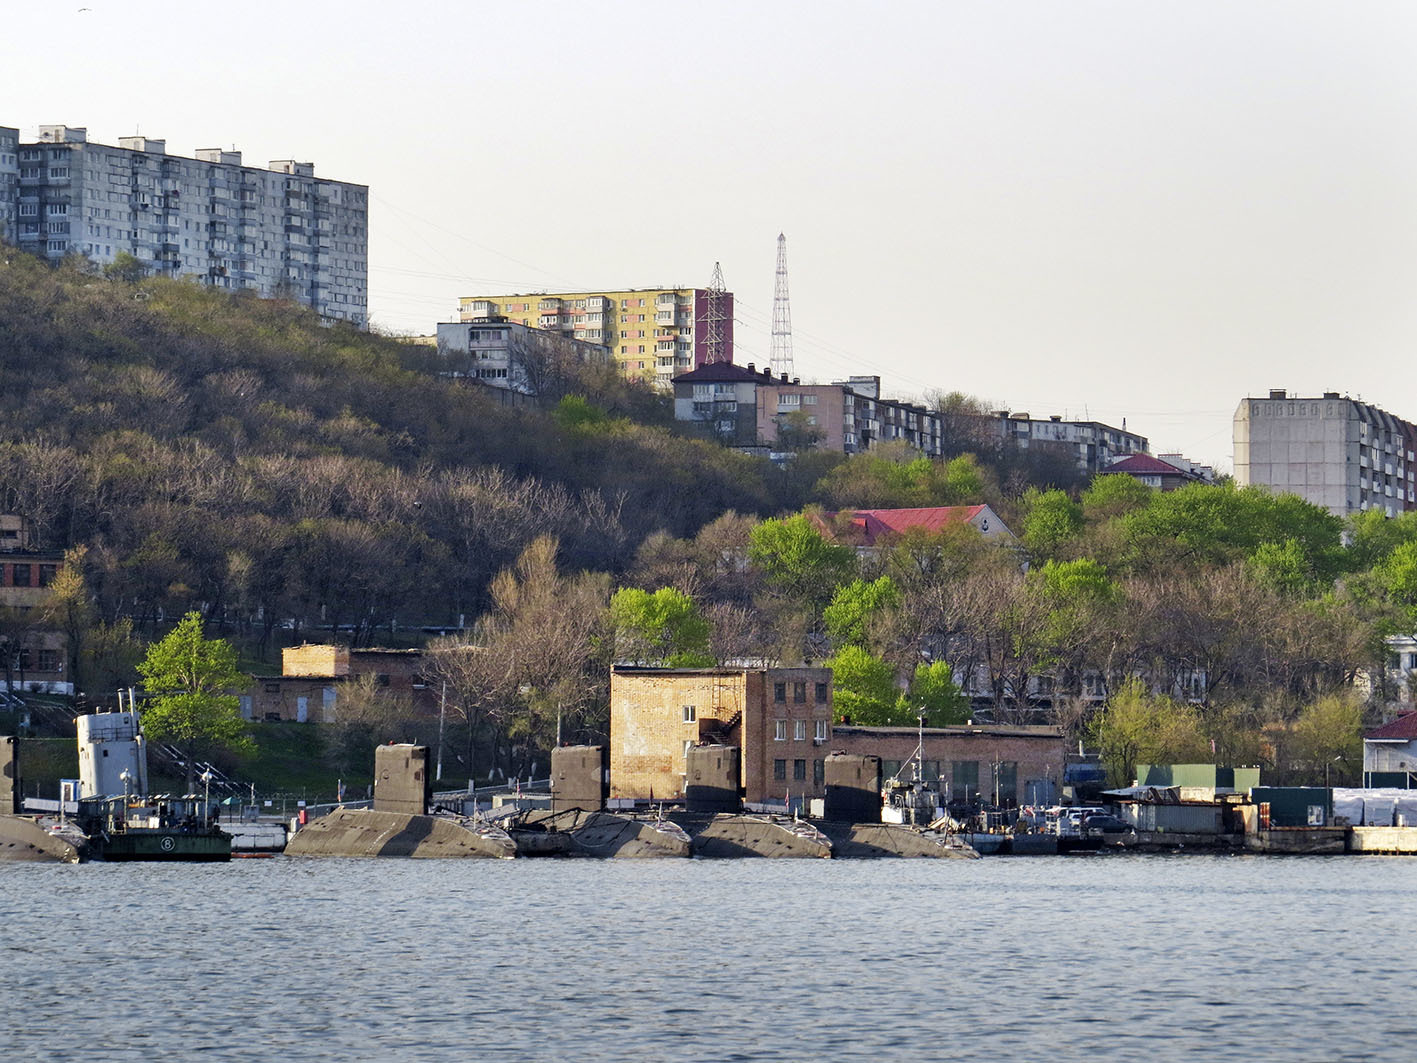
0 251 805 650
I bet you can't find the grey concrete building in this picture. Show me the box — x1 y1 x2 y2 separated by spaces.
0 126 17 244
5 124 368 327
1233 389 1417 517
435 319 611 395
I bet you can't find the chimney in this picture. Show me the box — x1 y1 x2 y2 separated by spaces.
747 362 755 373
1323 391 1339 400
1269 389 1287 400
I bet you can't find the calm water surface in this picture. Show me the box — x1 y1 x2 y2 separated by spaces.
3 853 1415 1061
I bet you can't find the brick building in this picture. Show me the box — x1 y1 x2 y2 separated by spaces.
610 666 834 804
0 514 70 694
244 643 434 722
609 666 1066 809
828 724 1066 808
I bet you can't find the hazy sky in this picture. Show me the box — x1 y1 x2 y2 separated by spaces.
9 0 1417 469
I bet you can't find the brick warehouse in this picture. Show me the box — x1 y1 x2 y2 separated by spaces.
609 666 1068 808
610 666 834 804
828 725 1067 808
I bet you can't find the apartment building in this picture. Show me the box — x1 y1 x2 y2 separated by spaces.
1233 389 1416 516
5 124 368 326
988 410 1149 474
435 319 611 395
0 127 17 244
458 287 734 387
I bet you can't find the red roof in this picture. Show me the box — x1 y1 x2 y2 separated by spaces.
1366 713 1417 741
822 506 997 546
1106 453 1189 476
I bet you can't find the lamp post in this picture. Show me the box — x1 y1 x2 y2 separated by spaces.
200 770 213 826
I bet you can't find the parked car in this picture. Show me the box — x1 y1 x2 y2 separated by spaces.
1081 813 1130 834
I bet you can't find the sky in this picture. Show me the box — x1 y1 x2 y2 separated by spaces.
8 0 1417 470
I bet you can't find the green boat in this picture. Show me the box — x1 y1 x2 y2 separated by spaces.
78 794 232 863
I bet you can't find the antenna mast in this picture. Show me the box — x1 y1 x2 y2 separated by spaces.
770 232 794 378
702 261 729 365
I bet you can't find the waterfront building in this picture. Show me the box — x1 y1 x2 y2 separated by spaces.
458 287 733 387
244 643 436 722
1233 389 1417 516
1363 710 1417 788
608 665 1066 808
434 319 611 395
610 665 834 805
4 124 368 326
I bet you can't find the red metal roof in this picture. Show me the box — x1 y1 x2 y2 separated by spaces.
1105 453 1189 476
824 506 993 546
1365 713 1417 741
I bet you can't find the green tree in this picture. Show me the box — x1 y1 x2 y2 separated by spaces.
827 646 902 724
610 586 713 666
1289 692 1363 785
1080 473 1153 522
907 660 969 726
1088 678 1211 787
136 611 252 789
823 576 901 650
748 513 856 609
1021 487 1084 561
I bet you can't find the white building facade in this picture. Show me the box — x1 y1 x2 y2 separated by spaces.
435 319 611 395
1233 390 1416 516
5 124 368 326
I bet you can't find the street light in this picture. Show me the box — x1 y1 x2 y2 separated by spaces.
200 770 213 826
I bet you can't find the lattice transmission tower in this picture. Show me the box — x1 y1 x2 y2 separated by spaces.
770 233 794 378
702 261 730 364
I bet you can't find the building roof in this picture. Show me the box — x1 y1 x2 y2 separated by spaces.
821 505 1007 546
1365 713 1417 741
1105 453 1190 476
671 362 777 384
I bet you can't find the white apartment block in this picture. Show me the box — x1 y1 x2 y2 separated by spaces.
435 320 611 395
5 124 368 326
1233 389 1416 517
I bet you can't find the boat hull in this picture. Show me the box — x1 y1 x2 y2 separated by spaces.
97 831 232 862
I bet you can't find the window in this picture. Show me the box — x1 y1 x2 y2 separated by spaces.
773 682 786 703
773 759 787 781
793 759 807 781
37 649 58 672
11 564 31 587
951 760 980 799
793 682 806 703
774 719 788 741
682 705 696 723
37 564 56 587
814 719 829 741
815 681 828 702
794 720 807 741
813 759 825 785
997 761 1018 805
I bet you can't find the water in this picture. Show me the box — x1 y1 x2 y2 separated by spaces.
4 853 1415 1061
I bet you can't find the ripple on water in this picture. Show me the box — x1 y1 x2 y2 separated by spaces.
1 854 1414 1061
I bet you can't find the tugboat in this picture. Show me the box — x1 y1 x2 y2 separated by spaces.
77 792 231 862
73 707 232 863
